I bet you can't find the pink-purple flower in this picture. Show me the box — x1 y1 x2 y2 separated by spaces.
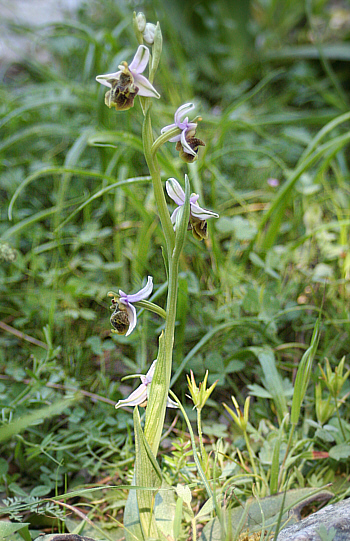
166 176 219 240
115 360 178 409
161 103 205 161
110 276 153 336
96 45 160 110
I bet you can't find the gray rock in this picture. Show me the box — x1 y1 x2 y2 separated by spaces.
34 535 97 541
277 498 350 541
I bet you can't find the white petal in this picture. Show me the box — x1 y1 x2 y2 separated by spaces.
129 45 149 74
126 276 153 303
166 178 185 206
96 71 121 88
115 383 147 408
133 73 160 98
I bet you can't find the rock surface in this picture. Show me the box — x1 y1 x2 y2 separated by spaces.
277 498 350 541
34 534 97 541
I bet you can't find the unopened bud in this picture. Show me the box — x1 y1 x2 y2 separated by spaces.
136 12 146 32
143 22 156 45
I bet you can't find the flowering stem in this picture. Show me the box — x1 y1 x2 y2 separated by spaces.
141 103 190 457
142 100 175 259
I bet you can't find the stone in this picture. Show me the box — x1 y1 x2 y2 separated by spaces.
277 498 350 541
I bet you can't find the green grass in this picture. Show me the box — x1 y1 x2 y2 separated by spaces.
1 0 350 539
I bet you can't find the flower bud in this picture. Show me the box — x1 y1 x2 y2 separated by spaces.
315 383 336 426
187 370 218 411
224 395 250 432
143 22 156 45
136 12 146 32
319 357 350 398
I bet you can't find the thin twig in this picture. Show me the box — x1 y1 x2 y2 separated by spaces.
0 320 48 349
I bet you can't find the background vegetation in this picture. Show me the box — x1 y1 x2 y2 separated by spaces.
1 0 350 539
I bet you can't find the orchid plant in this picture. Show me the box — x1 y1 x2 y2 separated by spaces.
96 11 219 541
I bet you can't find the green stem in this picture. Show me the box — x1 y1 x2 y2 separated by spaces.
151 127 181 156
134 300 167 320
192 516 197 541
334 395 347 440
278 424 295 489
243 430 258 483
197 408 208 468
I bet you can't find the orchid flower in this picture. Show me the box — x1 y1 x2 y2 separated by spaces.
115 360 178 409
161 103 205 161
110 276 153 336
166 176 219 240
96 45 160 110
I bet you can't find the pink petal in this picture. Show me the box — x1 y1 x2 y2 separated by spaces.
161 122 177 134
126 276 153 303
174 103 195 125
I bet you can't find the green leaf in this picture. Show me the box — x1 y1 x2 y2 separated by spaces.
124 484 144 541
144 331 169 456
0 522 30 539
30 485 52 497
134 406 162 539
154 483 176 539
0 458 9 476
291 319 320 426
249 346 288 422
329 443 350 461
